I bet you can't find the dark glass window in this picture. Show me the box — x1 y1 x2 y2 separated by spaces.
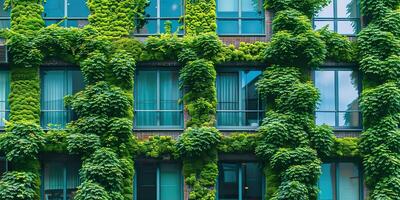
314 69 361 129
135 0 183 34
0 0 10 29
217 0 265 35
42 161 81 200
41 68 85 129
0 70 10 129
134 70 183 129
216 70 264 129
313 0 360 35
43 0 89 28
318 162 363 200
135 163 183 200
218 162 263 200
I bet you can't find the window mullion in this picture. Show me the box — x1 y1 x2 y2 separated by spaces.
157 71 161 127
335 70 339 127
63 165 67 200
238 0 242 35
157 166 161 200
64 0 68 27
157 0 161 34
238 164 243 200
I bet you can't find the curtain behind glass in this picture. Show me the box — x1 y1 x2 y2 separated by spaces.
135 71 157 127
217 73 239 126
243 163 262 199
42 71 67 128
160 163 182 200
136 163 157 200
44 163 64 200
0 71 9 128
219 163 240 200
66 163 80 200
160 71 181 126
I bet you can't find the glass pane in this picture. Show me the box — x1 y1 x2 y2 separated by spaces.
314 20 334 31
45 20 66 27
0 70 10 128
316 112 336 126
44 163 65 200
135 71 157 127
242 71 262 127
66 163 80 200
318 163 335 200
136 163 157 200
160 20 182 34
241 0 263 18
138 19 158 34
44 0 65 18
243 163 262 200
242 19 264 34
337 21 357 35
315 71 335 111
66 19 89 28
317 1 334 18
0 158 6 178
338 71 358 111
0 0 10 17
338 163 360 200
217 73 239 126
160 71 182 127
160 0 181 17
339 111 360 128
217 20 239 35
217 0 239 17
145 0 157 17
160 163 182 200
42 71 68 128
219 163 239 200
68 0 89 17
0 20 10 29
337 0 358 18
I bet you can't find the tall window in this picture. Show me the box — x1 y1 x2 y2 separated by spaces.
217 0 265 35
41 68 85 129
134 69 183 129
0 70 10 129
0 0 10 29
218 162 264 200
318 162 363 200
314 69 361 129
313 0 360 35
135 0 183 34
43 0 90 27
135 162 183 200
41 161 81 200
216 70 263 129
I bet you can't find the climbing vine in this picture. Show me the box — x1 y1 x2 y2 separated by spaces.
358 0 400 198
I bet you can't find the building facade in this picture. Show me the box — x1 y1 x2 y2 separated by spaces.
0 0 399 200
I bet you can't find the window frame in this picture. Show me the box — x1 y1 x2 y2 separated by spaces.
318 161 364 200
312 67 362 131
40 66 84 130
134 0 184 35
216 67 264 131
313 0 361 36
0 68 10 130
134 68 184 130
0 0 11 29
216 161 265 200
42 0 89 28
216 0 266 36
40 159 81 200
134 161 184 200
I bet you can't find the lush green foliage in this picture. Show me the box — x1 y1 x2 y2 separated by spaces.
177 127 222 158
185 0 217 35
74 181 111 200
0 172 39 200
264 0 330 17
139 136 179 159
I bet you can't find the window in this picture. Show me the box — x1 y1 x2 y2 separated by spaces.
41 161 81 200
134 70 183 129
217 0 265 35
318 162 363 200
0 70 10 129
218 162 264 200
135 162 183 200
313 0 360 35
43 0 90 28
216 70 263 129
0 157 8 178
135 0 183 34
314 69 361 129
0 0 10 29
41 68 85 129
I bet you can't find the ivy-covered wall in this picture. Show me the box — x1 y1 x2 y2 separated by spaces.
0 0 389 200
